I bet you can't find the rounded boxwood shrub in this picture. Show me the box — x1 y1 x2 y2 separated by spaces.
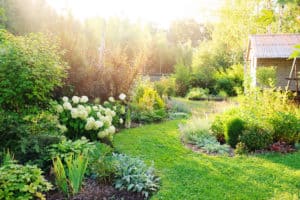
225 118 245 148
240 126 273 151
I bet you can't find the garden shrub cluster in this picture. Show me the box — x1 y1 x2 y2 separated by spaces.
186 87 209 100
211 88 300 152
130 78 167 123
180 117 230 155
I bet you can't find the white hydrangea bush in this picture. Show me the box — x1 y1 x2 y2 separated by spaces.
55 95 118 141
102 93 127 128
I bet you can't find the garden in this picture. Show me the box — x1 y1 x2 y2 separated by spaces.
1 0 300 200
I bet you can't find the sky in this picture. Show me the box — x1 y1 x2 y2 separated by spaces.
46 0 224 28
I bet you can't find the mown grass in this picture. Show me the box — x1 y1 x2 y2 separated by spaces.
114 120 300 200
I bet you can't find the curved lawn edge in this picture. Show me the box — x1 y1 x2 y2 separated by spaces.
113 120 300 200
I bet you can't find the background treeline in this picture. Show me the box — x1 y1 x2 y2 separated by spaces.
0 0 299 99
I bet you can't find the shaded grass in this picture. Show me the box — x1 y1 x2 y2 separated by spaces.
114 120 300 200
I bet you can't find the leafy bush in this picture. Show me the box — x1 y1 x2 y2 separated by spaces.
112 153 160 198
269 112 300 144
53 154 88 196
186 87 209 100
88 143 115 182
173 62 191 96
225 118 245 148
131 79 166 123
256 66 277 87
0 29 67 111
0 156 52 200
212 88 299 151
234 142 248 155
55 96 116 141
214 64 244 96
193 134 230 155
154 76 176 97
0 110 63 166
240 125 273 151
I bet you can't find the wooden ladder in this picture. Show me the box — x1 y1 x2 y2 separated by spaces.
286 57 299 95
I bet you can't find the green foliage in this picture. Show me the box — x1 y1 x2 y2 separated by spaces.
53 154 88 196
0 29 67 111
234 142 248 155
113 153 160 198
49 137 96 161
180 117 230 155
240 125 273 151
256 66 277 87
0 109 63 166
186 87 209 100
0 158 52 200
173 62 191 96
154 76 176 97
214 64 244 96
88 143 115 182
131 79 166 123
225 118 245 148
212 87 299 151
269 112 300 144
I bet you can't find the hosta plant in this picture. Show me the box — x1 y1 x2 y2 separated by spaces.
113 153 160 198
55 95 116 141
0 155 52 200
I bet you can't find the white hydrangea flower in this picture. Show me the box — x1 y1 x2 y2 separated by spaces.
119 93 126 101
119 118 124 124
62 96 69 102
97 130 108 139
80 96 89 103
71 108 79 118
108 125 116 134
85 117 95 131
93 106 98 111
108 97 115 102
113 106 117 111
78 105 85 111
85 106 91 114
63 102 72 110
96 112 102 119
111 111 116 117
72 96 80 104
56 105 63 113
78 110 88 120
58 124 68 133
94 120 104 130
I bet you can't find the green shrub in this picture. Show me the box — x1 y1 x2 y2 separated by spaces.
186 87 209 100
235 142 248 155
194 134 230 155
154 76 176 97
269 112 300 144
225 118 245 148
113 153 160 198
0 30 67 111
173 62 191 97
88 143 115 183
0 158 52 200
256 66 277 87
53 154 88 196
0 110 63 166
240 126 273 151
131 79 166 123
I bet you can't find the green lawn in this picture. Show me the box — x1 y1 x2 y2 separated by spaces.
114 120 300 200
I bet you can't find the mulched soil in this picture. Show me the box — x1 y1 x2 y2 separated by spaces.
46 179 144 200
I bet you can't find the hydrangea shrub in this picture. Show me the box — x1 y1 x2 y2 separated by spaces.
55 96 117 141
